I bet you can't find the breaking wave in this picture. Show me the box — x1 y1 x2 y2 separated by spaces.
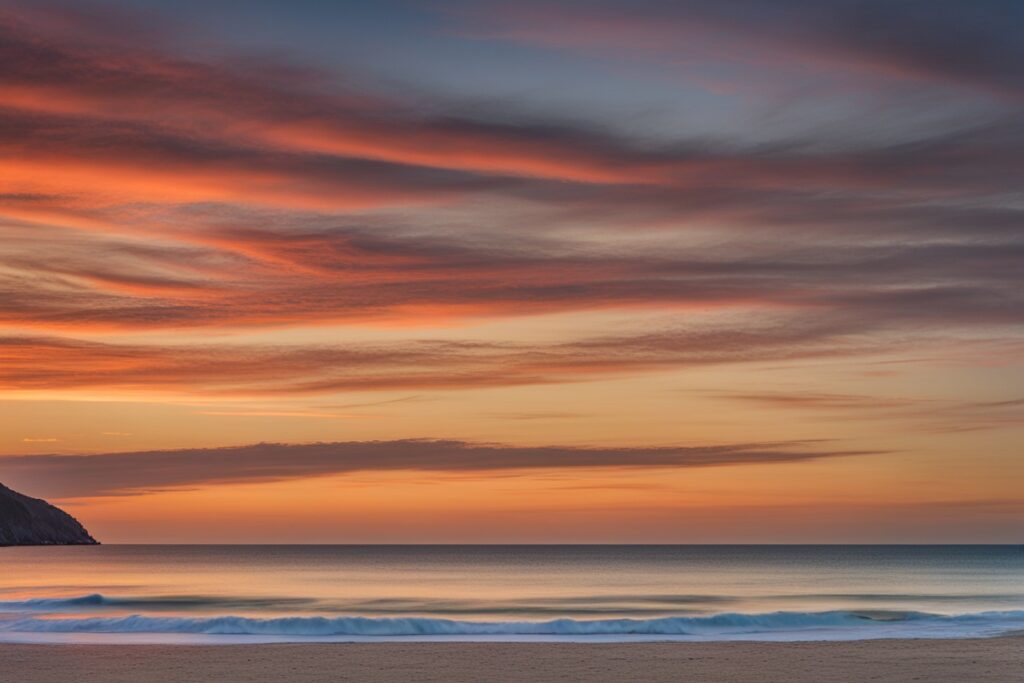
3 608 1024 641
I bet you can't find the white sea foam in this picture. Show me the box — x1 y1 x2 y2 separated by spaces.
2 606 1024 642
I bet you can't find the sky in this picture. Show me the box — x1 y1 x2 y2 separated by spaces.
0 0 1022 543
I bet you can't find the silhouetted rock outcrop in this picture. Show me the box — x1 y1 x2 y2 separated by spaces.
0 482 98 546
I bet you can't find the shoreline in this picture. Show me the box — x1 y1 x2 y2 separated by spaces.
3 637 1022 682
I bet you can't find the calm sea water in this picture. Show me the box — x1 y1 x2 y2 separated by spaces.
1 545 1022 643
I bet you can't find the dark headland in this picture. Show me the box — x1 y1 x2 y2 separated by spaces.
0 482 98 546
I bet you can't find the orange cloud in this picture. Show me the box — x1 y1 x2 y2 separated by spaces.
0 319 866 396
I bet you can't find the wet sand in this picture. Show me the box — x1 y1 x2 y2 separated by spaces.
2 638 1022 682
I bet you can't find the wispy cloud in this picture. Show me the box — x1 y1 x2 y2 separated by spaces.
453 0 1024 99
0 9 1017 411
712 391 921 411
0 2 1020 353
0 318 876 395
711 390 1024 433
0 439 880 498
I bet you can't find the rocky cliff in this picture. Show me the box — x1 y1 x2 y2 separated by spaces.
0 482 98 546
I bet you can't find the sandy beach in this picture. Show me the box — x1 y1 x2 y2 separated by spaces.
2 638 1021 682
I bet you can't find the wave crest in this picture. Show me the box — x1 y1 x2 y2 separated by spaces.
4 610 1024 639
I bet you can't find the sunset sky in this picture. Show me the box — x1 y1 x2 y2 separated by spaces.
1 0 1022 543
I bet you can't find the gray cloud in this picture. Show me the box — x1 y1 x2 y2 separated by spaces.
3 216 1022 332
0 1 1020 399
462 0 1024 98
0 439 879 498
711 390 1024 433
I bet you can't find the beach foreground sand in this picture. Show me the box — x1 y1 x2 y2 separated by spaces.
2 639 1022 682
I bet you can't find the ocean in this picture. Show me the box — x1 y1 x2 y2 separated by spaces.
1 545 1022 643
